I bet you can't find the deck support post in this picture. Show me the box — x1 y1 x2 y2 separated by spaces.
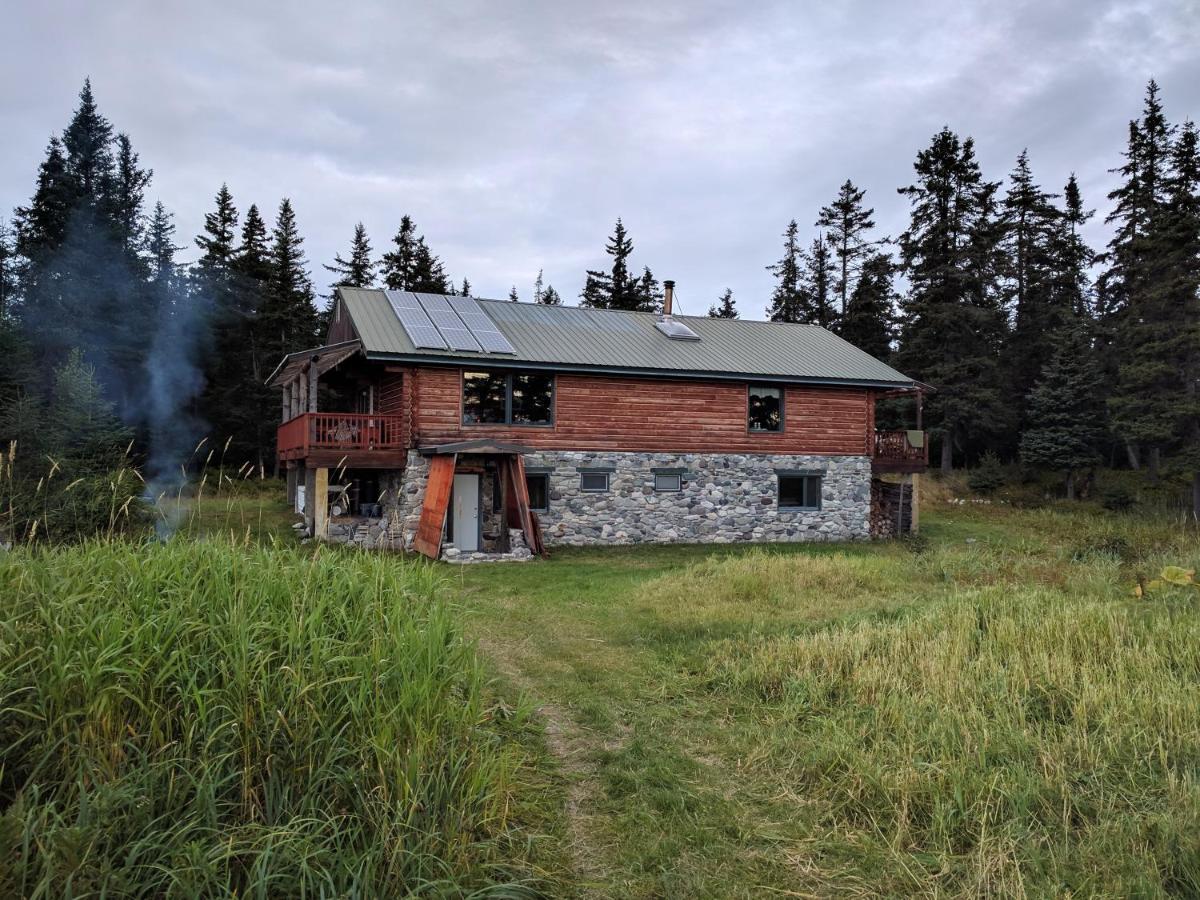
313 466 329 540
308 360 319 413
910 474 920 533
285 463 299 506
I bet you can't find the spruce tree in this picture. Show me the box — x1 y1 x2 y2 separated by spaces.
194 184 238 275
380 216 418 290
380 216 449 293
799 235 836 328
460 277 472 297
410 237 449 293
766 220 803 322
264 198 320 354
145 201 180 291
708 288 738 318
194 188 247 463
1054 175 1095 318
817 180 877 316
635 266 663 311
538 284 562 305
111 133 151 258
1104 81 1179 478
508 286 519 301
0 223 17 318
61 79 113 210
1019 325 1105 498
839 252 895 359
581 219 652 310
998 150 1070 425
533 269 544 303
324 222 375 289
894 127 1010 472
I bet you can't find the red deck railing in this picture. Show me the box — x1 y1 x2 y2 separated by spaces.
277 412 406 459
873 430 928 468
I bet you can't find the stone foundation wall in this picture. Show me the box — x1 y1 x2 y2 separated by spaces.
323 450 872 551
524 451 871 545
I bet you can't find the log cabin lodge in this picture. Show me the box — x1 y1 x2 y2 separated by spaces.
268 282 928 561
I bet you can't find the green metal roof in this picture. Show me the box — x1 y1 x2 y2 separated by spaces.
336 287 917 388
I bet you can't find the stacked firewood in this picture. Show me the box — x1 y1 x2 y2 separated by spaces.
869 479 898 539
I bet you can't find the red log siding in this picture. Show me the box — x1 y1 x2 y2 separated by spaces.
411 367 873 455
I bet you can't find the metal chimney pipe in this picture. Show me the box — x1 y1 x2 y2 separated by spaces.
663 280 675 317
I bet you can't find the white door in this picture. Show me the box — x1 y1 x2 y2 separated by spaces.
452 474 480 552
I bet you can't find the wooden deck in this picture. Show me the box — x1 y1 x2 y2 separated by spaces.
871 430 928 473
277 412 408 469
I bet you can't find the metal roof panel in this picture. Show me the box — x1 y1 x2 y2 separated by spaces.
336 288 916 387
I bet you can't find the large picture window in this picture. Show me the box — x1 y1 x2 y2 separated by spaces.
463 371 554 425
748 385 784 432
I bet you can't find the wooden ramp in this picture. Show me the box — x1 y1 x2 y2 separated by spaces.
413 453 456 559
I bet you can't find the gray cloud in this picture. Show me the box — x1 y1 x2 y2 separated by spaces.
3 0 1198 318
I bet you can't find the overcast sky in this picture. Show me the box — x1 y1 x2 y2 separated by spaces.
3 1 1199 318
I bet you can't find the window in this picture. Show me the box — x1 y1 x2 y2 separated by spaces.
580 471 610 492
748 385 784 432
653 473 682 492
462 371 554 425
512 373 555 424
526 473 549 511
778 473 822 510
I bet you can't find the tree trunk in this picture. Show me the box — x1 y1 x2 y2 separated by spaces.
1148 446 1160 483
1193 471 1200 523
940 428 953 474
1066 469 1075 501
1124 440 1140 470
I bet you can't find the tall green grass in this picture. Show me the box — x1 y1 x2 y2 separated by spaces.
653 546 1200 896
0 540 542 897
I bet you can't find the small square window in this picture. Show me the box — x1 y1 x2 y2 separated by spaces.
526 473 549 511
778 474 822 509
653 473 682 492
580 471 610 492
749 385 784 432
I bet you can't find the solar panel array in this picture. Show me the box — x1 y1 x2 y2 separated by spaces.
385 290 447 349
414 293 483 352
386 291 516 355
449 296 517 354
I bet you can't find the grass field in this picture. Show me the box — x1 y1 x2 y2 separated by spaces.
2 481 1198 896
448 488 1200 897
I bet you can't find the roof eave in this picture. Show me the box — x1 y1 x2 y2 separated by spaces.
360 350 918 390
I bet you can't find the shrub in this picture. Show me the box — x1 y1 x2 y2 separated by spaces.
1101 483 1137 512
0 541 541 896
966 451 1006 495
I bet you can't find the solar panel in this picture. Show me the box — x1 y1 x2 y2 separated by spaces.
385 290 447 349
414 293 482 352
448 295 517 354
654 317 701 341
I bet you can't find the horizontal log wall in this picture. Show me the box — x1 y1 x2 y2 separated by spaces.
411 367 873 455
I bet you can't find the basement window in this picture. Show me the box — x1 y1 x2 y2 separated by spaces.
462 370 554 425
748 385 784 432
778 472 822 510
580 471 610 493
653 473 682 492
526 473 549 511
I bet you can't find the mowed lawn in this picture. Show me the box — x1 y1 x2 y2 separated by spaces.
447 496 1200 898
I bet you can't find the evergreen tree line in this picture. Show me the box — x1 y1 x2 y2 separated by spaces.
1 79 1197 516
757 81 1199 510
